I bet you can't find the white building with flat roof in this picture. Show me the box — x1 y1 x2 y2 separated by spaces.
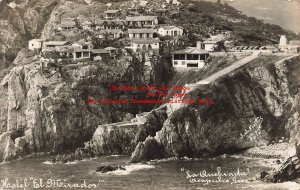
172 44 209 68
28 39 43 51
157 26 183 37
203 39 222 52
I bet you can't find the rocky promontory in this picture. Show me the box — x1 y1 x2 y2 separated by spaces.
0 48 167 162
130 56 300 164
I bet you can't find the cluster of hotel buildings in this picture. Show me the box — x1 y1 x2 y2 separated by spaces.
28 8 223 69
28 5 299 70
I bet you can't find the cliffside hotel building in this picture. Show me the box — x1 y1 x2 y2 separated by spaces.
172 42 209 68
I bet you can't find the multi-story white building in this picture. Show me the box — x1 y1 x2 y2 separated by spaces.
172 42 209 68
128 29 155 39
127 38 160 54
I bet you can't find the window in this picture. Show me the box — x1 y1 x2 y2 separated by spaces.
76 52 81 58
187 63 198 68
174 61 178 65
187 54 199 60
174 54 186 60
200 54 207 60
83 52 89 57
205 54 209 59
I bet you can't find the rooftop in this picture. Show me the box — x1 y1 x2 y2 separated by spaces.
203 40 220 44
97 29 123 34
61 21 76 28
155 9 168 12
95 19 126 25
172 47 209 54
61 17 76 22
203 38 223 44
125 16 158 22
56 46 73 53
290 40 300 46
29 39 43 42
105 47 117 51
159 25 183 30
74 48 91 52
104 10 120 14
82 21 93 25
91 49 110 54
75 40 92 46
44 41 69 46
128 28 155 34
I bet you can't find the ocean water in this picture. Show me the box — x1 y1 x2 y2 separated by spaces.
1 155 299 190
229 0 300 33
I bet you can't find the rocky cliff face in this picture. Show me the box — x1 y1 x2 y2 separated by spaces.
0 0 58 65
76 108 168 158
0 63 105 161
131 56 300 162
0 47 166 162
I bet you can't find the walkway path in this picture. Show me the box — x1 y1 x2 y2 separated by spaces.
196 51 261 85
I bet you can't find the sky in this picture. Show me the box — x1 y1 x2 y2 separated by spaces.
227 0 300 33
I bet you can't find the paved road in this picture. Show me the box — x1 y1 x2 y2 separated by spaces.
196 51 261 85
196 52 300 85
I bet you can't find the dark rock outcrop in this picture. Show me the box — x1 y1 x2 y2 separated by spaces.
131 136 164 163
134 109 168 144
49 153 76 164
84 108 168 158
96 165 125 173
89 124 139 156
261 156 300 183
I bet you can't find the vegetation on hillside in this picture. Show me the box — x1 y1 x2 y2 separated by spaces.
171 0 298 46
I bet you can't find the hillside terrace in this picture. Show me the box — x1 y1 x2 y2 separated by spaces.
26 0 299 68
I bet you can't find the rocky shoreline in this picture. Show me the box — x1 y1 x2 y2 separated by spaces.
241 142 293 159
240 143 300 183
44 142 300 185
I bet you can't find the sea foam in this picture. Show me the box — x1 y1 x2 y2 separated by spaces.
103 164 155 176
